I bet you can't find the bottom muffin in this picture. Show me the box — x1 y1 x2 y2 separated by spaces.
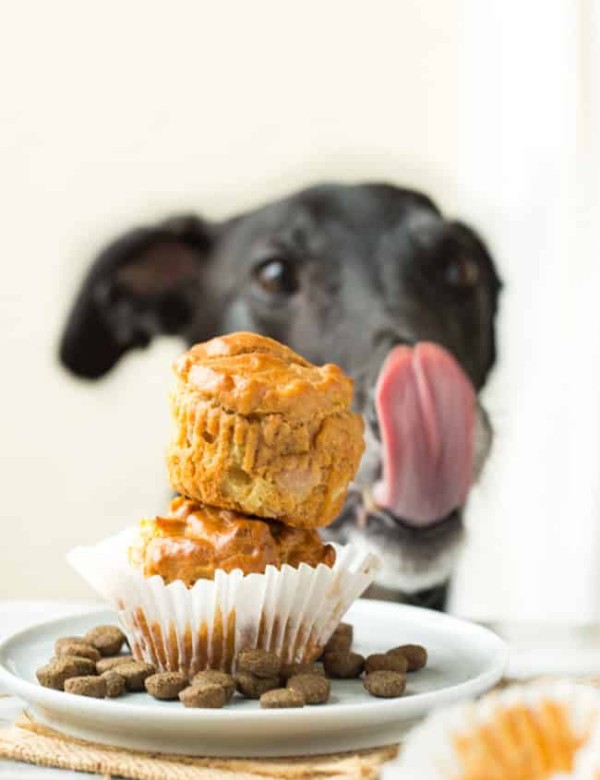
68 519 379 675
129 496 336 587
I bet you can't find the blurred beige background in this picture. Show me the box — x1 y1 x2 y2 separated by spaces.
0 0 461 599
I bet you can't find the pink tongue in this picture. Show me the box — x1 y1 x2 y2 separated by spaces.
373 342 476 526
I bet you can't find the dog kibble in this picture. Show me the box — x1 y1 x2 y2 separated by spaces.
101 670 126 698
179 684 225 709
287 674 330 704
96 655 133 674
365 653 408 675
334 622 354 642
145 672 188 700
364 671 406 698
387 644 428 672
324 633 352 654
55 640 101 662
64 675 107 698
235 671 280 699
57 655 98 676
36 658 82 691
192 670 235 701
115 661 155 691
279 662 325 682
41 623 428 709
54 635 83 650
323 651 365 679
260 688 305 709
84 625 127 657
237 649 281 678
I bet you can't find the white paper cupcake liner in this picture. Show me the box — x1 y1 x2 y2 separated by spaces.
397 681 600 779
67 529 379 675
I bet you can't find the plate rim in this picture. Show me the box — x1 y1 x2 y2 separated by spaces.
0 600 508 725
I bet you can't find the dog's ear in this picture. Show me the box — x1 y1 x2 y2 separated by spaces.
447 220 502 385
59 215 217 379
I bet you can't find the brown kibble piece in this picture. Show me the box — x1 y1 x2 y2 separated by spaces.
324 633 352 654
192 670 235 701
334 622 354 641
364 670 406 698
235 671 280 699
96 655 133 674
237 649 281 678
387 644 428 672
54 635 83 650
36 658 82 691
57 655 98 676
260 688 305 709
55 640 101 662
101 670 126 698
116 661 155 691
365 653 408 675
323 651 365 679
179 684 225 708
287 674 330 704
279 662 325 682
84 625 127 656
145 672 188 700
64 676 107 698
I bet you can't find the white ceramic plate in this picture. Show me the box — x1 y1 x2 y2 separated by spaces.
0 600 507 757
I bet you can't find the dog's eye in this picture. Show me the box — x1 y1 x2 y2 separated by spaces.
444 256 480 288
252 257 299 296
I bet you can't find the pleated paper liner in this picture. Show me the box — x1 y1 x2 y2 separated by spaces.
397 681 600 779
68 529 379 675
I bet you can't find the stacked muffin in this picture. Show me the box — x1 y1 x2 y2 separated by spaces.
71 332 378 675
130 496 337 587
131 332 365 586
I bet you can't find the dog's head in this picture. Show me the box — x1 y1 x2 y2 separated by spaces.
60 183 501 603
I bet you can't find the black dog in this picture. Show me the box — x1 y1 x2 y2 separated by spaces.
59 183 501 610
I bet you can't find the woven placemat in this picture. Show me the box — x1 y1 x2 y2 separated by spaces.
0 709 398 780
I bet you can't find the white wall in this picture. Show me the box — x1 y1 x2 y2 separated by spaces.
0 0 464 599
450 0 600 623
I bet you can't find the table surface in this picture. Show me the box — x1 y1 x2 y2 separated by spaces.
2 600 600 778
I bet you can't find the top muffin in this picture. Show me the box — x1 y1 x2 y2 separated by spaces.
171 332 353 417
166 333 364 528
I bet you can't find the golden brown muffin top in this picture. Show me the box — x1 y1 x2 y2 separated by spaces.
173 332 354 417
130 496 336 587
